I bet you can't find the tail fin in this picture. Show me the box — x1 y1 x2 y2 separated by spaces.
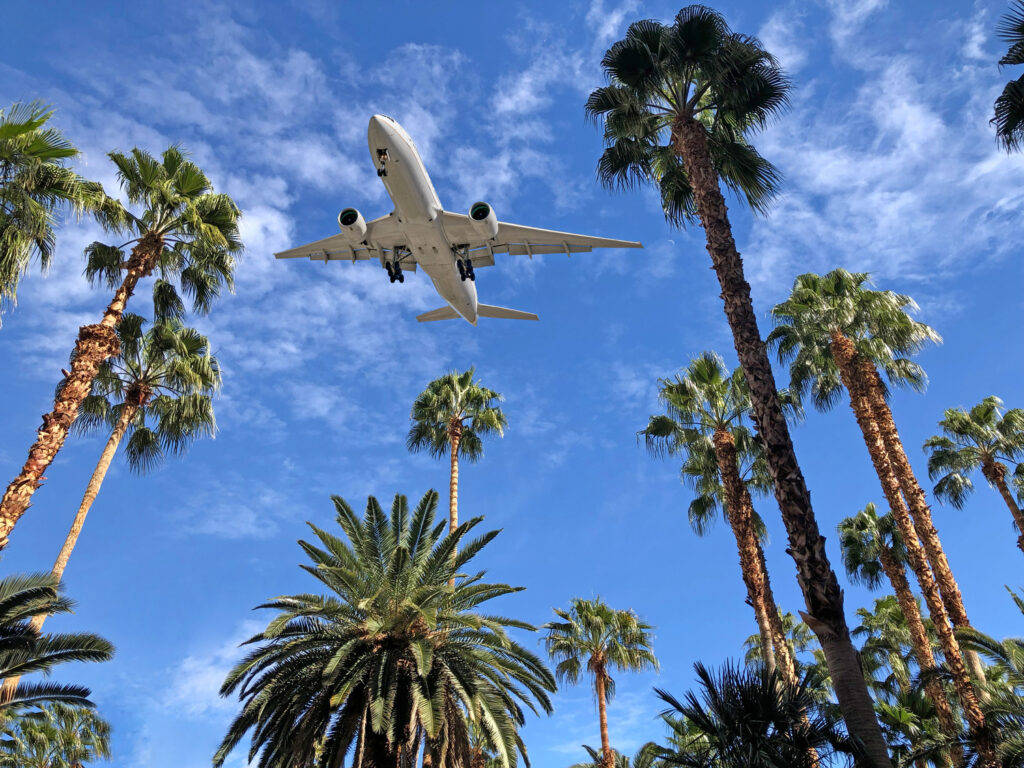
417 306 461 322
477 303 539 321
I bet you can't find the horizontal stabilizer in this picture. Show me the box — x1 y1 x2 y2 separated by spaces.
416 306 461 322
478 303 538 321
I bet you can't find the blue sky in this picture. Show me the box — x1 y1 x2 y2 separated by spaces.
2 0 1023 765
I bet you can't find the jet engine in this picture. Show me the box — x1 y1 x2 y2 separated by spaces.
468 201 498 240
337 208 367 241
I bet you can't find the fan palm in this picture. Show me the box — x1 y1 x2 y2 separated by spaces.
544 598 657 768
994 1 1024 151
0 574 113 712
0 102 104 316
924 396 1024 555
586 11 886 759
215 490 554 768
569 743 659 768
838 504 957 741
0 145 241 548
407 368 506 545
639 351 794 682
651 662 851 768
0 703 111 768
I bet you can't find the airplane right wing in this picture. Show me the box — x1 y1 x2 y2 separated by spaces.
274 213 416 268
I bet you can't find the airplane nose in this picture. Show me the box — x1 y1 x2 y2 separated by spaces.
368 115 388 144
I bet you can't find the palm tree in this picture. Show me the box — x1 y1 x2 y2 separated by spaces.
0 574 113 712
215 491 555 768
544 598 658 768
407 367 506 536
586 12 888 760
0 102 103 316
838 504 958 742
639 351 795 682
924 396 1024 555
0 145 241 548
651 662 852 768
994 1 1024 151
769 269 995 764
0 703 111 768
570 743 659 768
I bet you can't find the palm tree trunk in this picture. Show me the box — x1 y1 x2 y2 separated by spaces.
595 668 614 768
980 458 1024 556
754 534 798 684
857 359 990 694
447 424 462 588
0 232 162 549
830 332 995 767
753 598 776 674
673 116 893 768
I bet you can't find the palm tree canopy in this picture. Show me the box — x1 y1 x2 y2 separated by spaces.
0 574 114 713
994 1 1024 151
924 395 1024 508
215 490 554 768
84 145 242 319
570 742 659 768
407 367 506 462
853 596 933 701
586 6 790 226
768 269 941 412
543 597 658 702
72 313 220 474
0 703 111 768
837 502 908 591
0 102 104 315
742 612 830 692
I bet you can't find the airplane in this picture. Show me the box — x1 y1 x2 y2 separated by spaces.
275 114 643 324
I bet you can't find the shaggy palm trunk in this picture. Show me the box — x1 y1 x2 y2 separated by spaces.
595 667 614 768
0 232 162 549
673 116 893 768
830 333 995 767
980 458 1024 556
447 421 461 587
857 360 990 693
754 534 798 683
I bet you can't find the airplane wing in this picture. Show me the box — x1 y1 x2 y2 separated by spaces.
274 214 416 269
440 211 642 268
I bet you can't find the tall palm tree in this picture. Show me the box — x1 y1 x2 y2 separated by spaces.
407 367 506 536
0 574 113 712
651 662 852 768
0 703 111 768
586 11 888 760
639 351 795 682
838 504 958 743
924 396 1024 555
216 491 554 768
570 743 659 768
544 598 658 768
0 145 241 548
0 102 103 316
994 1 1024 151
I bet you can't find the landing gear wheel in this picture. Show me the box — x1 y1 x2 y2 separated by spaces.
398 272 405 283
385 262 395 283
457 260 467 282
377 168 388 177
465 259 476 282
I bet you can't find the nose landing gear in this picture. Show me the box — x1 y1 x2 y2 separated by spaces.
376 148 389 177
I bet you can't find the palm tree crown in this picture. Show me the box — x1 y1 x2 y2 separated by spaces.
216 491 554 768
0 703 111 768
407 368 506 462
994 1 1024 151
837 502 907 591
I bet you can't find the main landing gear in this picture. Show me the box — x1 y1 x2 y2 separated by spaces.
385 261 404 283
457 259 475 282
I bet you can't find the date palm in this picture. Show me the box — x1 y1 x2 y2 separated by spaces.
639 351 794 682
0 703 111 768
544 598 658 768
0 574 113 712
924 396 1024 555
0 145 241 548
586 11 888 760
994 1 1024 151
0 102 103 317
216 490 554 768
407 368 506 536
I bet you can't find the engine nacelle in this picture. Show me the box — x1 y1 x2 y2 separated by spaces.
468 201 498 241
337 208 367 242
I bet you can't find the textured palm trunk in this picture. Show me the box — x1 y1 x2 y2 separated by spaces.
0 232 162 549
754 534 798 684
753 598 776 674
673 117 893 768
857 360 989 694
447 422 461 588
830 333 995 767
595 668 614 768
981 458 1024 556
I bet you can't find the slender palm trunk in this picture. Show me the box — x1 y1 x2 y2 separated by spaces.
830 333 995 767
980 458 1024 556
447 422 461 588
857 359 989 693
753 598 776 674
595 668 614 768
754 534 798 683
673 116 893 768
0 232 162 549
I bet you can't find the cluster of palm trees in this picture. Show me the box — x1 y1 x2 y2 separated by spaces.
2 2 1024 767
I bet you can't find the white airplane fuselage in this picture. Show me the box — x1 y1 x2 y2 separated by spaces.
367 115 480 324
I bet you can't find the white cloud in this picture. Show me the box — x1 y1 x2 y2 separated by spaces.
759 7 810 73
166 620 263 718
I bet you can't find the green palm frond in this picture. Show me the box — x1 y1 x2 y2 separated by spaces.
407 367 506 463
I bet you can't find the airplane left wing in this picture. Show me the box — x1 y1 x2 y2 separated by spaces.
274 214 416 269
439 211 642 267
